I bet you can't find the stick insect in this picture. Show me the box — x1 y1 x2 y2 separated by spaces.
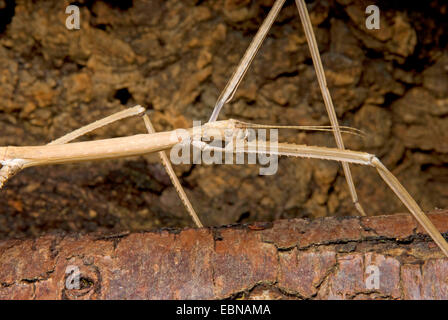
1 0 448 258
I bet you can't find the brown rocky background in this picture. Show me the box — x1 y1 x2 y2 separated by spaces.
0 0 447 239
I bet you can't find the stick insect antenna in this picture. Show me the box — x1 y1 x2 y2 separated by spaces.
234 120 366 137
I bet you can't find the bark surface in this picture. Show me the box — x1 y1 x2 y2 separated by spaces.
1 210 448 300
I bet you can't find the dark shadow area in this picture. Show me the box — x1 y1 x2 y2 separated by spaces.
114 88 133 105
0 0 15 34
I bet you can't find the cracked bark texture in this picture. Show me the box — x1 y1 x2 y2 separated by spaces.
1 210 448 300
0 0 447 239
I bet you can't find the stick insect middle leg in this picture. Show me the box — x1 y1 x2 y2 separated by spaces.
142 114 203 228
208 0 366 216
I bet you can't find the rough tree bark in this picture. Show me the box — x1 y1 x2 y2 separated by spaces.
1 210 448 300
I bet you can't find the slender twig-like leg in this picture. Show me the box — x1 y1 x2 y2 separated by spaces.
49 105 146 145
208 0 286 122
192 139 448 257
294 0 366 216
142 114 204 228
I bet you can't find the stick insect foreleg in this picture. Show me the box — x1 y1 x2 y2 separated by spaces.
192 139 448 257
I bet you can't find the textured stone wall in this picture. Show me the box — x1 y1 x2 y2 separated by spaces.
0 0 447 238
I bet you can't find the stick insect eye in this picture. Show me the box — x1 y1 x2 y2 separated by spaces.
236 128 248 140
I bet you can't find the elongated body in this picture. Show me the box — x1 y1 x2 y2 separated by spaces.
0 119 360 169
1 132 180 168
0 120 240 168
1 113 448 257
1 137 373 168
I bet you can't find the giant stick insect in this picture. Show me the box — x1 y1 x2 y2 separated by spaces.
1 0 448 257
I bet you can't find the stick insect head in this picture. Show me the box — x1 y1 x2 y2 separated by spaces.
195 119 240 141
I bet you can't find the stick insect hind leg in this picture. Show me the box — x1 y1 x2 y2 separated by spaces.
208 0 367 216
0 105 204 227
0 105 146 188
